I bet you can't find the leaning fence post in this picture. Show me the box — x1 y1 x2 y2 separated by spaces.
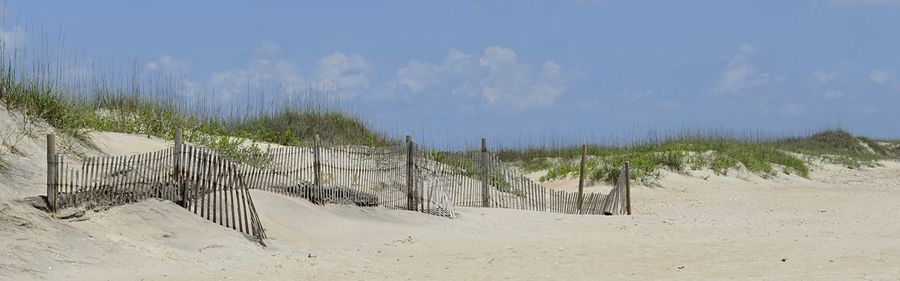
406 135 416 211
577 144 587 211
46 134 57 213
625 160 631 215
481 138 490 208
313 134 322 191
175 128 185 208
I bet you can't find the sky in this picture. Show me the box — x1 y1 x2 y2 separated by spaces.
2 0 899 146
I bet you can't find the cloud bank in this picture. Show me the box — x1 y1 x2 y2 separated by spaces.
392 46 568 109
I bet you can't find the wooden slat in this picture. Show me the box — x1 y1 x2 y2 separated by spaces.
200 151 210 219
212 154 220 224
46 134 57 213
240 164 252 233
103 154 113 205
228 161 235 229
59 157 67 208
189 146 199 213
132 153 142 201
151 151 161 200
180 146 190 209
86 157 97 207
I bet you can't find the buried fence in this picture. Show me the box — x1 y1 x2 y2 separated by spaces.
44 131 631 245
45 134 268 246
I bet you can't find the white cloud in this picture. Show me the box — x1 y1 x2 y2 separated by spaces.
391 46 568 109
0 26 26 52
394 60 442 93
136 43 566 109
393 49 482 98
145 55 191 76
210 57 303 99
204 42 371 100
479 47 557 106
813 71 840 85
205 42 304 100
869 69 894 84
313 52 372 97
822 90 845 101
138 55 200 99
710 44 770 96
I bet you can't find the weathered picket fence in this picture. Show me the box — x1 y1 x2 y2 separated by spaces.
45 133 268 246
238 135 457 217
44 131 631 246
415 139 631 215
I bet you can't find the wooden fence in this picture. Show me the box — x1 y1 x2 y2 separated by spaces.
47 134 267 246
180 145 268 245
44 131 631 246
415 139 630 215
237 136 457 217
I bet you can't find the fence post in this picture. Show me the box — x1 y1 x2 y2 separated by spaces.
406 135 416 211
175 128 185 208
625 160 631 215
577 144 587 211
481 138 490 208
314 134 321 190
46 134 57 213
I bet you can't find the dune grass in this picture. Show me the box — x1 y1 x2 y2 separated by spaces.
3 52 896 183
0 85 388 153
1 32 896 181
3 61 897 185
0 57 390 164
498 130 898 184
0 25 394 158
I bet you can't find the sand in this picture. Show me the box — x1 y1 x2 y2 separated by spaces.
2 126 900 279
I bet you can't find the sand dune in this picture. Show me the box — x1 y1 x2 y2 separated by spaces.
2 128 900 280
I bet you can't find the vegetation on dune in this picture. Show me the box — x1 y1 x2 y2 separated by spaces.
1 38 897 184
883 140 900 154
2 54 896 184
781 131 881 160
225 109 391 147
0 62 389 165
498 130 899 184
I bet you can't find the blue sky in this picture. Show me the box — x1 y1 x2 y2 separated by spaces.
3 0 899 145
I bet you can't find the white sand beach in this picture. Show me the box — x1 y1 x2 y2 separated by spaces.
2 126 899 280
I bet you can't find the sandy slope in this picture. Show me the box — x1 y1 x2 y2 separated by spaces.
4 162 900 280
87 131 172 155
2 125 900 279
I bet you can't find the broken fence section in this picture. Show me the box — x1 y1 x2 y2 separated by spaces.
49 145 267 246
